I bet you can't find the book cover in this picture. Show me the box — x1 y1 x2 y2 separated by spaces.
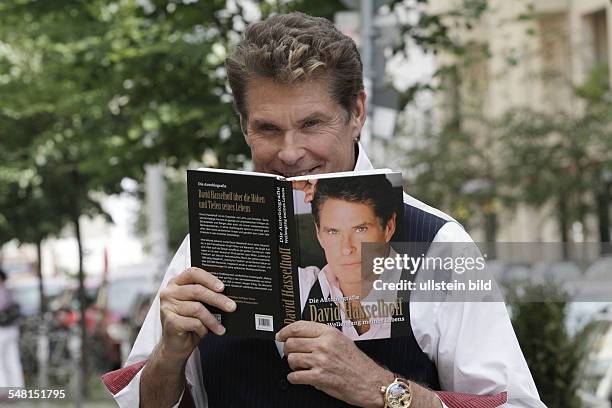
187 169 408 340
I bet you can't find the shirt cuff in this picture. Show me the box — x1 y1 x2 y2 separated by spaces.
435 391 508 408
101 360 147 395
102 359 193 408
102 360 147 408
434 392 449 408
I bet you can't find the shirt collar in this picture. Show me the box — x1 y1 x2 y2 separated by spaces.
353 142 374 172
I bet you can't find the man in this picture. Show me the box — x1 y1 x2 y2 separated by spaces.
102 12 545 408
298 175 402 340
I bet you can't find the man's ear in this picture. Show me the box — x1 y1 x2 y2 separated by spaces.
351 90 367 132
385 212 397 242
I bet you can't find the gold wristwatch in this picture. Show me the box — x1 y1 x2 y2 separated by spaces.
380 378 412 408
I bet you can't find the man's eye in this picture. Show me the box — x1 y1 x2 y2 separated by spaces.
257 124 279 133
327 229 338 235
303 120 320 128
355 226 367 233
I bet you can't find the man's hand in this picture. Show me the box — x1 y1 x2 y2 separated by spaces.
159 267 236 361
276 321 392 408
277 321 443 408
140 267 236 408
292 179 318 203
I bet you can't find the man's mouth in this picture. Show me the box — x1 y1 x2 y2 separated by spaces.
341 261 361 267
281 165 322 178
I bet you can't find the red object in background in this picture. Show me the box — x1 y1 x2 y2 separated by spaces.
57 310 79 328
56 307 98 331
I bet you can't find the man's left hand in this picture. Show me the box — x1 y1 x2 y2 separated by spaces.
276 320 393 408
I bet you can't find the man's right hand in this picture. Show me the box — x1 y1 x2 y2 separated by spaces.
158 267 237 362
140 267 236 407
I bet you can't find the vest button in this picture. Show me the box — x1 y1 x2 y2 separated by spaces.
278 379 289 391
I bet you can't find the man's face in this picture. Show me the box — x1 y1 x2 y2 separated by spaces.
242 77 366 177
316 199 396 286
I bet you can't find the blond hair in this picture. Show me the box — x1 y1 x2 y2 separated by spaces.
225 12 363 122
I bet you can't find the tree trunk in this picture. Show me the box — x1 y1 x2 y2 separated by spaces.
35 240 46 315
597 184 610 254
558 195 569 260
35 239 50 390
484 210 497 258
448 65 462 132
73 210 88 400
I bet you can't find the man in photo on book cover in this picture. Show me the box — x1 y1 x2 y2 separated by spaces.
102 11 545 408
297 175 411 341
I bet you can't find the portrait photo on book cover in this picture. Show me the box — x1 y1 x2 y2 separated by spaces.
292 173 413 341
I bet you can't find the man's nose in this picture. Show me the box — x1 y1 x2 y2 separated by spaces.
277 131 305 165
341 234 355 256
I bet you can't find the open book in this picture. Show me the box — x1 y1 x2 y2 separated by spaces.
187 168 410 340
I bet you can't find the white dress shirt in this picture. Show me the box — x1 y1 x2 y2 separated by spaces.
298 263 396 341
111 143 545 408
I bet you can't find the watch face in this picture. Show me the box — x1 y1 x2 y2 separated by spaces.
385 381 412 408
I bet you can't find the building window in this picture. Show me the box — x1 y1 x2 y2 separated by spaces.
583 9 609 70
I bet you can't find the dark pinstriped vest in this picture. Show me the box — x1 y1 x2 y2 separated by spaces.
199 203 448 407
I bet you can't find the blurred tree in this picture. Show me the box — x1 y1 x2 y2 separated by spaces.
261 0 346 19
0 116 79 315
498 65 611 248
385 0 503 240
0 1 256 388
398 11 611 246
400 114 504 241
508 284 589 408
575 65 612 246
0 173 70 315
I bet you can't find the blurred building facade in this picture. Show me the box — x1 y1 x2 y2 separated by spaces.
429 0 611 242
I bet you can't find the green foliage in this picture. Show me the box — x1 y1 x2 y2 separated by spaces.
0 0 251 184
262 0 346 19
575 64 610 103
0 0 258 252
497 64 611 240
508 285 588 408
387 0 490 109
398 109 505 239
389 0 487 56
401 57 611 241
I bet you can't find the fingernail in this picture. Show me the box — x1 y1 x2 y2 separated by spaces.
215 281 224 291
218 326 226 336
226 300 236 311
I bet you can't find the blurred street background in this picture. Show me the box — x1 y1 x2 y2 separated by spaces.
0 0 611 407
